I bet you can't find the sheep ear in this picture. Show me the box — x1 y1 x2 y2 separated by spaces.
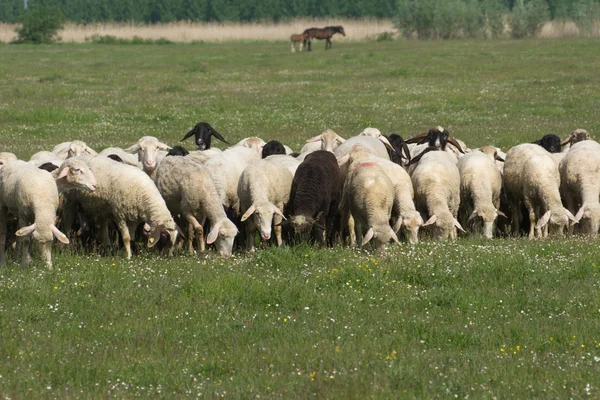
210 128 228 144
495 154 505 162
125 143 140 153
362 227 374 246
468 210 479 221
423 215 437 226
560 137 571 146
207 221 221 244
181 128 195 142
175 224 186 240
273 205 286 220
147 225 163 248
404 133 428 144
337 154 350 166
389 228 401 244
57 166 70 180
306 134 323 143
573 203 586 223
143 223 151 232
496 210 508 218
392 217 403 233
241 205 256 222
378 135 394 151
447 136 465 154
335 135 346 143
51 225 70 244
16 224 36 237
453 218 466 233
565 207 579 223
157 143 171 151
535 211 552 229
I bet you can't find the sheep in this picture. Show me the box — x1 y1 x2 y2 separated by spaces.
284 145 294 155
166 145 189 157
561 128 591 152
503 144 577 238
29 151 63 169
154 156 238 258
187 148 222 164
180 122 228 150
406 127 466 164
98 147 142 168
0 153 17 169
234 137 266 153
0 161 71 268
261 140 286 158
410 150 465 240
384 133 411 165
359 127 394 150
339 145 422 244
334 136 390 183
125 136 171 178
532 134 561 153
300 129 345 154
237 160 293 251
70 155 180 259
477 145 506 174
203 146 261 215
457 152 505 239
264 154 302 176
52 140 97 160
559 140 600 236
340 160 399 251
283 150 342 246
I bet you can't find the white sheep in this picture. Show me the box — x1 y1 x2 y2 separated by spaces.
0 161 71 268
154 156 238 258
0 152 18 168
410 150 464 240
358 127 394 148
301 129 345 154
559 140 600 235
71 155 180 259
264 154 302 176
238 160 293 251
340 160 399 251
339 145 422 243
186 148 222 164
476 145 505 174
52 140 97 160
457 151 505 239
203 146 261 215
561 128 591 152
234 137 266 153
503 143 577 238
29 151 63 169
99 147 143 168
125 136 171 178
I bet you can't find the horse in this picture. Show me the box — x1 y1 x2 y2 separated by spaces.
290 33 309 53
302 26 346 51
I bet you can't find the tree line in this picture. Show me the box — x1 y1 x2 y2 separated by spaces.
1 0 599 26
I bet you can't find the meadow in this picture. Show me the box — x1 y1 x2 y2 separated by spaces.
0 38 600 397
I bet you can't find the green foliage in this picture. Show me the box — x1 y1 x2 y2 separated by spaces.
13 5 65 44
85 34 175 45
394 0 507 39
510 0 551 38
572 0 600 35
376 31 395 41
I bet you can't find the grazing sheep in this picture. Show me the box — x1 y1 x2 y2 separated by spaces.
262 140 286 159
301 129 345 154
340 160 399 251
407 127 466 165
234 137 266 153
334 136 390 183
0 161 71 268
29 151 63 169
238 160 293 251
154 156 238 258
457 152 505 239
204 146 261 215
384 133 411 165
503 144 577 238
98 147 142 168
264 154 302 177
559 140 600 235
561 128 591 152
284 150 342 246
477 145 506 174
410 150 464 240
339 145 422 243
359 127 395 150
125 136 171 178
70 155 180 259
180 122 228 150
532 134 561 153
52 140 97 160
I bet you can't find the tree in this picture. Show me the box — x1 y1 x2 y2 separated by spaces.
13 5 65 44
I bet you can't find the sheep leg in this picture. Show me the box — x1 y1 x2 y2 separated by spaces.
508 198 521 236
523 200 536 239
116 219 132 260
273 212 283 247
184 213 204 254
564 195 575 235
348 214 356 247
18 217 32 267
245 221 255 252
0 208 6 266
99 219 110 250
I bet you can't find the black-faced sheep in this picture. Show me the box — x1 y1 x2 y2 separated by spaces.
261 140 286 159
180 122 228 150
532 134 561 154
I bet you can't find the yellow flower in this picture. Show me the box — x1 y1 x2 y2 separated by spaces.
283 318 288 323
516 345 521 351
335 347 341 353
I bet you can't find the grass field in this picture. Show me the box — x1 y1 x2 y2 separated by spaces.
1 39 600 398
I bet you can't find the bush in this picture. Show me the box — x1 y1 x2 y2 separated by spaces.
572 0 600 35
85 34 174 45
13 6 64 44
510 0 550 38
376 31 395 41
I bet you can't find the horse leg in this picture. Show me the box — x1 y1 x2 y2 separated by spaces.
326 38 331 50
291 40 295 53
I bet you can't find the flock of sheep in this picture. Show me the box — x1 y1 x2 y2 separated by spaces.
0 123 595 269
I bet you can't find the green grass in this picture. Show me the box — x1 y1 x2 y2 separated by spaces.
1 39 600 398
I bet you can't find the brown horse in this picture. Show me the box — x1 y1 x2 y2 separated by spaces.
302 26 346 51
290 33 309 53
